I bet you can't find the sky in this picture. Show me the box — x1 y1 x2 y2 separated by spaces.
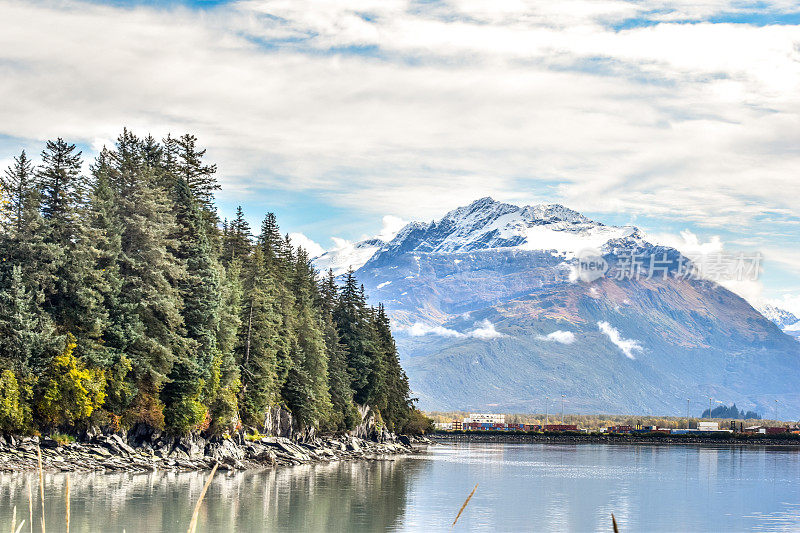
0 0 799 312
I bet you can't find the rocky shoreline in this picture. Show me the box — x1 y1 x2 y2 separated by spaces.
0 432 429 474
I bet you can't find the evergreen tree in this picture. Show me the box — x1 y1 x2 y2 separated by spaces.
108 130 186 427
1 150 34 232
222 206 252 264
175 134 218 211
317 271 359 431
237 248 282 424
162 178 221 432
334 270 375 404
374 304 411 431
37 138 83 228
282 248 331 428
0 266 61 375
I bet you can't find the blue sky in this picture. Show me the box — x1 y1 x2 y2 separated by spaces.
0 0 799 312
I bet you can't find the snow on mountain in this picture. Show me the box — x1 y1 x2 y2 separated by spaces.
758 304 800 329
758 304 800 341
313 238 385 276
313 197 643 275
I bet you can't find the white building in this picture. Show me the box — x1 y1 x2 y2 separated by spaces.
464 413 505 424
434 422 453 431
698 421 719 431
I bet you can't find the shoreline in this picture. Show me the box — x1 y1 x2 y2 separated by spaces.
0 433 428 474
430 431 800 447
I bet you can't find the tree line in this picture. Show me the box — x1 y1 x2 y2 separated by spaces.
701 404 760 420
0 129 420 436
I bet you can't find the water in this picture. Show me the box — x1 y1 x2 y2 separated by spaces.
2 442 799 532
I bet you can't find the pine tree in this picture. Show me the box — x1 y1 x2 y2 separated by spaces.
222 206 252 264
162 178 221 432
237 248 282 425
282 248 331 428
108 130 186 426
317 270 359 431
175 134 218 211
0 266 61 375
334 270 375 404
374 304 411 431
210 260 242 432
0 151 34 233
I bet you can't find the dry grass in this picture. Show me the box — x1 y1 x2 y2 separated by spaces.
451 483 478 528
36 446 44 533
65 475 70 533
187 462 219 533
27 481 32 533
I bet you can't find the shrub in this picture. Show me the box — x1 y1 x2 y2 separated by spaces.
163 394 207 434
122 391 165 430
0 369 27 432
50 432 75 445
37 335 107 428
401 408 434 435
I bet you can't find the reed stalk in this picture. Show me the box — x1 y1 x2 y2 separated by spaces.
187 462 219 533
612 513 619 533
65 475 70 533
27 479 32 533
12 505 16 533
451 483 478 527
36 446 44 533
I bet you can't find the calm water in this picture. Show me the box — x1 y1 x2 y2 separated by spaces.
1 442 799 532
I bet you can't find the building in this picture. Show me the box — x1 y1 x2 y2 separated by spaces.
698 421 719 431
464 413 505 424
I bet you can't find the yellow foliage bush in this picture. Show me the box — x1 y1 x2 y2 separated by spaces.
37 334 107 428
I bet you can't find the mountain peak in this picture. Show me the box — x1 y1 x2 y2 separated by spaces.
314 198 643 274
382 197 638 255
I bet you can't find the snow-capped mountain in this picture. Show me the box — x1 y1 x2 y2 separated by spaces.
758 304 800 329
314 197 644 274
318 197 800 417
758 304 800 341
374 197 641 260
313 238 385 276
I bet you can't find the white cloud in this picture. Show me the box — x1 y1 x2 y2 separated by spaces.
537 330 576 344
0 0 799 232
469 319 506 339
287 232 325 258
407 322 464 338
598 321 643 359
405 318 506 339
375 215 406 242
647 230 724 256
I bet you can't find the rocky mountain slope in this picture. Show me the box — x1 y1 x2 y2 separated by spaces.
316 198 800 418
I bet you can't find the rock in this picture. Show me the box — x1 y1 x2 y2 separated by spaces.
110 434 136 455
398 435 411 447
40 437 59 449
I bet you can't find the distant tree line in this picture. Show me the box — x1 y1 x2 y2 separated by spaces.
0 129 420 436
701 404 760 420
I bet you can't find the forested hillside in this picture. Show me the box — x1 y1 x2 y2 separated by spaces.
0 129 416 436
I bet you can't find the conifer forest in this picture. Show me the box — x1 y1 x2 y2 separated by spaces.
0 130 418 436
